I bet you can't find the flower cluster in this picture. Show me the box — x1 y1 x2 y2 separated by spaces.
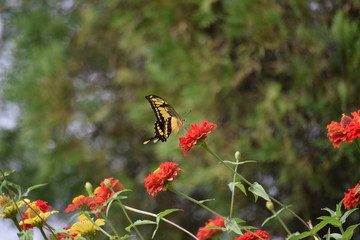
196 216 225 240
179 120 217 155
144 162 183 197
67 215 105 239
343 183 360 210
235 229 271 240
19 200 58 229
65 177 124 214
327 110 360 148
0 194 28 219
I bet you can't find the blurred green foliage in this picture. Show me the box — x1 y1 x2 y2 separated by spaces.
0 0 359 239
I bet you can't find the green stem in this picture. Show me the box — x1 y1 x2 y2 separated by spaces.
271 209 291 235
124 205 198 240
201 143 320 238
39 227 48 240
201 143 251 186
84 214 113 238
168 186 224 218
117 200 145 240
229 158 239 219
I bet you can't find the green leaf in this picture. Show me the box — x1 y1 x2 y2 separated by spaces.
248 182 270 201
225 218 242 234
287 231 311 240
198 198 215 204
23 183 48 196
125 220 156 232
228 182 247 196
152 209 182 238
342 223 360 240
321 207 336 217
262 207 285 226
223 160 256 165
317 216 342 227
340 208 357 223
328 233 343 239
18 229 34 240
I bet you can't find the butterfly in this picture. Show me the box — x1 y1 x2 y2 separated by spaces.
143 95 184 144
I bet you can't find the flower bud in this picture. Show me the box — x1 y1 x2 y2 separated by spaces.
85 182 93 196
235 151 241 161
266 201 274 211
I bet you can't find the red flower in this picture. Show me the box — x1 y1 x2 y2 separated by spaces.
144 162 183 197
196 216 225 240
48 227 77 239
235 229 271 240
95 177 124 201
34 200 51 212
179 121 217 155
65 178 125 214
343 183 360 210
327 111 360 148
64 195 97 213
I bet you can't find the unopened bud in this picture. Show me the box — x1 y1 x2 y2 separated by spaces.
104 178 112 188
235 151 241 161
266 201 274 211
85 182 93 196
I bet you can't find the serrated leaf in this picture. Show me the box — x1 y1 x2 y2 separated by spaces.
248 182 270 201
342 223 360 240
225 219 242 234
125 220 156 232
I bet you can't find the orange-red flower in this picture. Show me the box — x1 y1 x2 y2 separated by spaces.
144 162 183 197
179 120 217 155
19 200 58 229
343 183 360 210
65 178 125 214
234 229 271 240
196 216 225 240
327 110 360 148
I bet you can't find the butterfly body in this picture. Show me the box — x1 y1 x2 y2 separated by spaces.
143 95 184 144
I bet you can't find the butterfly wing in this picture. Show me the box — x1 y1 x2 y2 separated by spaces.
143 95 183 144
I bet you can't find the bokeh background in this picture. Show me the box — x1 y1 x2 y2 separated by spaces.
0 0 359 239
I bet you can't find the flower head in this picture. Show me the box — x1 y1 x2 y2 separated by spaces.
68 214 105 239
0 194 29 219
144 162 183 197
235 229 271 240
179 120 217 155
343 183 360 210
196 216 225 240
65 178 124 214
327 111 360 148
19 200 58 229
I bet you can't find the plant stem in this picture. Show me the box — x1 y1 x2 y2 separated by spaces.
202 143 320 238
124 205 198 239
117 200 145 240
229 158 239 219
202 143 251 186
169 186 224 218
271 209 291 235
39 227 48 240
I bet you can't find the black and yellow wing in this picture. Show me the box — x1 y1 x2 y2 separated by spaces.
143 95 184 144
